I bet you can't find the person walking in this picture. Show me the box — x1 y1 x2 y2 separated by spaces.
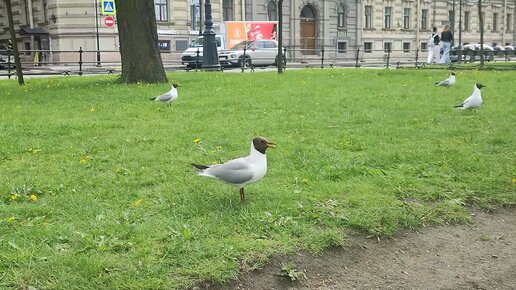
427 27 441 64
440 24 454 64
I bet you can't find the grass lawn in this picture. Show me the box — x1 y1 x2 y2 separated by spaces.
1 68 515 289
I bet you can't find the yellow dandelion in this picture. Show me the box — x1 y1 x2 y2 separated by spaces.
193 138 201 144
512 178 516 183
90 107 96 112
132 198 143 206
10 194 17 201
114 167 121 174
30 194 38 202
79 155 91 164
7 216 15 222
302 178 309 184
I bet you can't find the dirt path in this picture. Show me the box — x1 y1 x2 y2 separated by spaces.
213 207 515 290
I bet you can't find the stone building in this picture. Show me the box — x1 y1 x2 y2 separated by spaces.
1 0 515 63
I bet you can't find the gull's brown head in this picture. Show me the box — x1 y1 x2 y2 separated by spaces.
253 136 275 154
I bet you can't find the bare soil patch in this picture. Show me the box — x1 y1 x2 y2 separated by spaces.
210 207 516 290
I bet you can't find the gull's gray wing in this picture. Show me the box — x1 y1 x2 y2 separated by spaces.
155 92 172 102
205 158 253 184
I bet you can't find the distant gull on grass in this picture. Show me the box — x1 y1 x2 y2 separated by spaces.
436 72 456 87
149 83 179 107
192 136 275 202
454 83 486 110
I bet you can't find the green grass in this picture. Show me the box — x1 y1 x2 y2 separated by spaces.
1 68 515 289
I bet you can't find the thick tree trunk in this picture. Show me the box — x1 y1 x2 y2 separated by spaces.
5 0 25 85
277 0 284 74
114 0 167 83
478 0 484 67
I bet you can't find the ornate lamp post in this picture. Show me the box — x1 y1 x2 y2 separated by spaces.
201 0 220 70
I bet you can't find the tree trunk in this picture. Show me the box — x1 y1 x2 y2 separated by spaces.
114 0 167 83
5 0 25 85
478 0 484 68
277 0 284 74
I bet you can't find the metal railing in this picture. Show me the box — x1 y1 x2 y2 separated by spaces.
1 46 515 78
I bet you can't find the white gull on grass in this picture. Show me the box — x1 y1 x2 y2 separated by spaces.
192 136 275 202
149 83 179 107
454 83 486 110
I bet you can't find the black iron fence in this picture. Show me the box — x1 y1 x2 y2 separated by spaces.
1 45 515 78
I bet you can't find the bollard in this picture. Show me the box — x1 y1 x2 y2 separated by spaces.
79 47 83 76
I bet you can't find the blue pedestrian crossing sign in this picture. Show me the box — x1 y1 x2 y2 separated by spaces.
101 0 116 16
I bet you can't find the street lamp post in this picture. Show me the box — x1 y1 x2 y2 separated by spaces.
94 0 101 66
201 0 220 70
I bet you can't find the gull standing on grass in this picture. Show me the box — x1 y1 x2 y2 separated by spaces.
191 137 275 202
436 72 456 87
454 83 486 110
149 83 179 107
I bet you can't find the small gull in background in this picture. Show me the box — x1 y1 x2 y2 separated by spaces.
454 83 486 110
436 72 456 87
149 83 179 107
192 136 275 202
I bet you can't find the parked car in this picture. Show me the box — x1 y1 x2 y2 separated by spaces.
219 40 286 68
0 43 15 69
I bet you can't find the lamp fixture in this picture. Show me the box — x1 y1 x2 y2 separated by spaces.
50 13 57 23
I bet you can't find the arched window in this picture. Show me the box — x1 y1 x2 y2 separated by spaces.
267 1 278 21
300 5 316 19
337 5 346 27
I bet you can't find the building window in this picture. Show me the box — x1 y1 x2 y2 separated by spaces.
223 0 233 21
364 42 372 53
384 42 392 52
338 5 346 28
464 11 470 31
421 9 428 30
267 1 278 21
338 42 347 53
365 6 373 29
403 42 410 53
421 42 428 52
384 7 392 29
155 0 168 22
190 0 201 31
493 13 498 31
158 40 171 51
507 14 513 32
403 8 411 29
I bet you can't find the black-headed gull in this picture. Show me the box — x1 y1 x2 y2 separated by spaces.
192 136 275 202
149 83 179 106
454 83 486 110
436 72 456 86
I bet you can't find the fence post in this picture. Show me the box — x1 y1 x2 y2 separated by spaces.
79 47 83 76
355 48 360 68
320 47 324 69
241 47 247 72
415 48 419 68
7 48 12 79
386 48 391 68
195 48 200 72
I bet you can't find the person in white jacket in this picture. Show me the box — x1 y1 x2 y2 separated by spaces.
427 27 441 64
